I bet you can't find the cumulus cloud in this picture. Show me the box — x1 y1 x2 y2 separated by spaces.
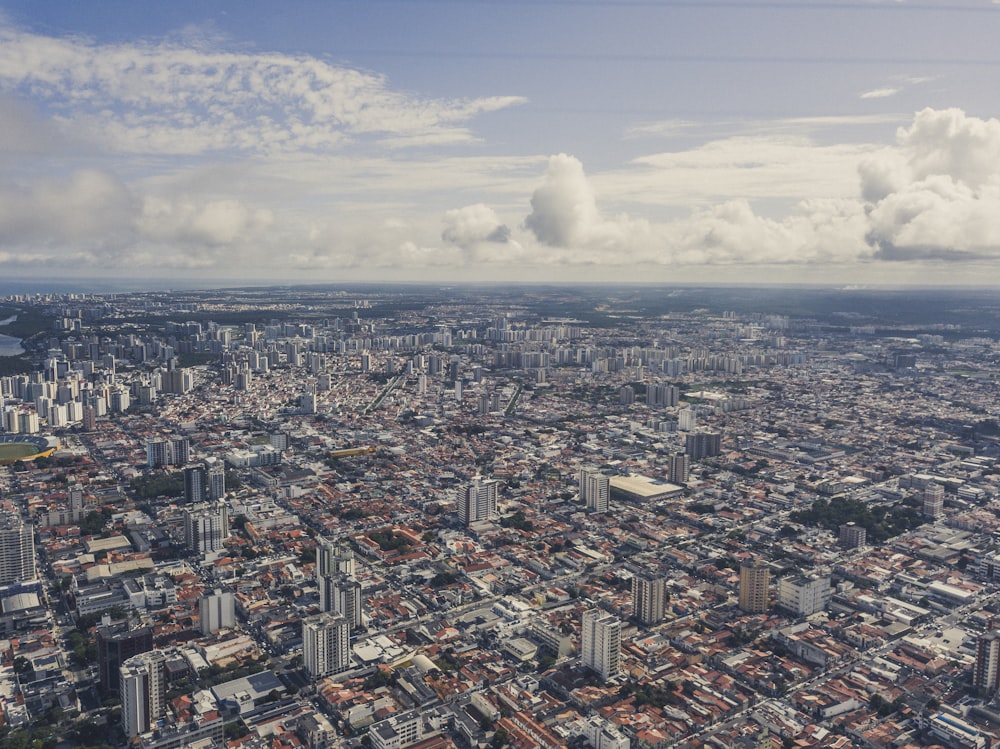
519 153 871 268
0 23 526 155
0 165 279 272
442 204 510 249
861 108 1000 260
0 168 135 245
524 154 633 250
138 196 273 246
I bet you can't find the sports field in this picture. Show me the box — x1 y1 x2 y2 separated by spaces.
0 442 42 461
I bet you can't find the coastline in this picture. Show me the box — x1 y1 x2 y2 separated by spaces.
0 315 24 357
0 334 24 357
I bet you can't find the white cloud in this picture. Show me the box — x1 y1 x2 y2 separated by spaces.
442 204 511 249
519 153 871 268
861 87 899 99
0 168 135 246
862 108 1000 259
138 196 273 246
625 136 877 206
524 154 634 251
0 24 526 155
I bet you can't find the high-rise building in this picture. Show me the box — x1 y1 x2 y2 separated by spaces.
739 558 770 614
777 575 831 617
207 459 226 501
161 368 193 395
458 478 499 525
81 404 97 432
302 613 351 678
319 574 363 629
316 537 355 578
677 408 697 431
581 609 621 682
199 588 236 634
96 621 153 695
667 452 690 484
183 503 229 554
632 571 666 625
146 436 190 468
0 511 35 585
146 439 169 468
579 468 610 514
120 651 167 738
838 522 867 549
685 431 722 460
171 437 190 466
646 382 679 408
923 483 945 519
183 463 207 503
975 631 1000 693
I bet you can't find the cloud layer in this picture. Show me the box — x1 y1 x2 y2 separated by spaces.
2 19 1000 281
0 25 526 155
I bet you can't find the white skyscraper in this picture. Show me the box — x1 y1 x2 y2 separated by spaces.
120 651 167 738
579 468 610 514
319 574 363 629
303 613 351 678
581 609 621 682
0 511 36 585
316 537 355 578
458 478 499 525
199 588 236 634
183 502 229 554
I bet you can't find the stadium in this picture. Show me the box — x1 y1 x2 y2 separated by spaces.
0 435 58 464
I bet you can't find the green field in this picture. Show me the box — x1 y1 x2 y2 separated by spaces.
0 443 42 461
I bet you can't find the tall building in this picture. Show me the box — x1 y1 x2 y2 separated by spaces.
685 431 722 460
975 631 1000 693
120 651 167 738
207 459 226 500
302 613 351 678
632 571 666 625
81 404 96 432
738 558 770 614
581 609 621 682
677 408 697 431
96 621 153 695
199 588 236 634
319 574 363 629
161 368 193 395
183 463 207 503
145 436 190 467
579 468 610 514
838 522 867 549
316 537 355 578
171 436 190 466
183 502 229 554
458 478 499 525
667 452 690 484
646 382 679 408
146 439 170 468
778 575 831 617
0 511 35 585
923 483 945 519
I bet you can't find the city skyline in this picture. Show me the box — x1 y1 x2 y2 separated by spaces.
2 1 1000 287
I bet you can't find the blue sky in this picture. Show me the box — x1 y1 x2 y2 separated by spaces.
2 0 1000 287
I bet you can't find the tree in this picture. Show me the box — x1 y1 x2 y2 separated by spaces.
12 656 31 675
491 727 510 748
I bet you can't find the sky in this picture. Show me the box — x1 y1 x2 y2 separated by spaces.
2 0 1000 289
